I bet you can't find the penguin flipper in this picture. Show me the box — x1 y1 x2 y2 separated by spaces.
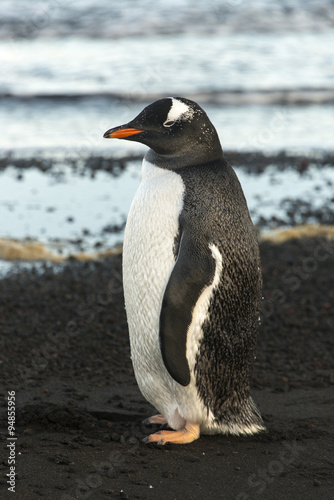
159 231 216 386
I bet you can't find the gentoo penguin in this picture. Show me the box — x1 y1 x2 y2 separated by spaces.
104 97 265 444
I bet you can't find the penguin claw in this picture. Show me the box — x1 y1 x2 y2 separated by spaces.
142 413 167 426
141 435 164 446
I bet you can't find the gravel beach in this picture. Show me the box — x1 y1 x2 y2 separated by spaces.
1 228 334 499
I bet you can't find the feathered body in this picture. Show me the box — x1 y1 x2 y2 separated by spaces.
104 97 265 443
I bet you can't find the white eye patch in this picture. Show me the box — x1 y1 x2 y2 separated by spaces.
163 97 194 127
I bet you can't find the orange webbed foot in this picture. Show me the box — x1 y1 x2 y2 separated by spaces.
142 421 200 445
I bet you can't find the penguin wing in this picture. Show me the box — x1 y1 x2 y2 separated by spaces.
159 230 216 386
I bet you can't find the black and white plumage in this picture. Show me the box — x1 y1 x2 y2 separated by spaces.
104 97 265 444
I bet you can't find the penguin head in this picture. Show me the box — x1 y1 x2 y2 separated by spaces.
104 97 222 158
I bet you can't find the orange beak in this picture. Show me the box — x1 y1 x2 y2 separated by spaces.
103 127 144 139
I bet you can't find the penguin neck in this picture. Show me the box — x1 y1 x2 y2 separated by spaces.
145 143 223 171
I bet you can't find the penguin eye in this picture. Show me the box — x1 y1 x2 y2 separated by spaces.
163 120 176 128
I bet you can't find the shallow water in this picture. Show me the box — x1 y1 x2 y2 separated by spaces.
1 160 333 263
0 162 140 254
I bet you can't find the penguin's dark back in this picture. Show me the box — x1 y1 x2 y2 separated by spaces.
178 158 262 416
177 159 260 260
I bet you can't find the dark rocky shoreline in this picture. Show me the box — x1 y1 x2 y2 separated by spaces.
1 150 334 176
0 233 334 499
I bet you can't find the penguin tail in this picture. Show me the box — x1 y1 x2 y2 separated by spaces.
203 396 266 436
228 396 267 436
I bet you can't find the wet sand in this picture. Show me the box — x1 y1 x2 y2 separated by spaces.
1 231 334 499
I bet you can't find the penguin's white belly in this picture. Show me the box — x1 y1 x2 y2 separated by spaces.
122 159 219 431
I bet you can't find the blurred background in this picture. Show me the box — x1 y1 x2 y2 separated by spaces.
1 0 334 269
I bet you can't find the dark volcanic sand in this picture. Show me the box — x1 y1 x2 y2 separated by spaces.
1 236 334 500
